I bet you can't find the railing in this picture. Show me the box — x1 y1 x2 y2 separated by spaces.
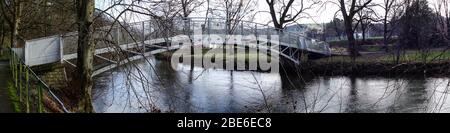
9 48 70 113
185 17 331 55
59 17 331 59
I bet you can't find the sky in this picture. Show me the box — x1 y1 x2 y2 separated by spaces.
96 0 442 25
244 0 441 24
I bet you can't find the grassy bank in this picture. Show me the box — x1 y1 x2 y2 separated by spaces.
300 51 450 77
328 37 398 47
316 51 450 63
7 81 22 113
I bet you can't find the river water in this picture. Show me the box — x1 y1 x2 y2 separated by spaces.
93 57 450 113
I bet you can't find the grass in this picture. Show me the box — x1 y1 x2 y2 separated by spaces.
361 45 384 52
316 51 450 64
328 37 398 47
380 51 450 62
7 81 22 113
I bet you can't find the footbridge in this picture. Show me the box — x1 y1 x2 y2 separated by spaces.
13 17 331 77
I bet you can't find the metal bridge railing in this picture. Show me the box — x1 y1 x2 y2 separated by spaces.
9 48 70 113
59 17 331 58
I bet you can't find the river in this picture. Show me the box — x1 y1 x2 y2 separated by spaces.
92 57 450 113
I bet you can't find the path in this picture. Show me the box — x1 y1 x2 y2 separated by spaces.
0 61 13 113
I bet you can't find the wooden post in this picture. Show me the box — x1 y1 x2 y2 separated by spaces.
38 84 43 113
9 50 12 72
13 53 17 88
25 67 29 113
19 60 22 102
11 52 15 86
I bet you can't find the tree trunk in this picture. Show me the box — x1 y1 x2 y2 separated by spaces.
344 17 360 60
1 19 4 48
362 24 366 45
12 0 22 48
76 0 95 113
383 19 389 52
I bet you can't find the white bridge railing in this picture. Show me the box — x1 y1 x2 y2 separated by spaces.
18 17 331 67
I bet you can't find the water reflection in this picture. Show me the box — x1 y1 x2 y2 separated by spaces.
93 58 450 113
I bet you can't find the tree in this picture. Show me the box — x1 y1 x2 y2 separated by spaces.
76 0 95 113
434 0 449 44
265 0 320 30
380 0 404 52
0 0 22 48
337 0 373 60
212 0 255 34
332 18 345 40
356 8 376 45
398 0 435 49
324 18 345 41
180 0 204 18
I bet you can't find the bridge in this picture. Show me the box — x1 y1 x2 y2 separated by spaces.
13 17 331 77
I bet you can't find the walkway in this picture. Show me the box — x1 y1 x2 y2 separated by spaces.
16 17 332 77
0 61 13 113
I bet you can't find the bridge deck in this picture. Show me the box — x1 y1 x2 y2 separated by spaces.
16 17 331 76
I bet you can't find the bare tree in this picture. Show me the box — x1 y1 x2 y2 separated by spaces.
324 17 345 41
356 8 376 45
337 0 373 60
180 0 204 18
76 0 95 113
380 0 404 52
434 0 449 44
212 0 255 34
266 0 320 30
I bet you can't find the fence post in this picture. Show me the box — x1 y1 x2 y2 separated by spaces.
25 67 29 113
13 53 17 88
59 36 64 63
11 51 15 85
9 49 12 73
18 60 22 102
38 84 43 113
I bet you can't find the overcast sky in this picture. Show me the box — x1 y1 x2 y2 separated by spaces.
97 0 442 25
241 0 440 24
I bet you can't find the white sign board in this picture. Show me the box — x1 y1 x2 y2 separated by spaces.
25 36 62 66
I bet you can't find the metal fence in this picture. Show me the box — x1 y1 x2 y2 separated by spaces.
9 48 70 113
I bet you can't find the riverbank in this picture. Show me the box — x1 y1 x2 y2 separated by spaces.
156 48 450 77
296 60 450 77
296 51 450 77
